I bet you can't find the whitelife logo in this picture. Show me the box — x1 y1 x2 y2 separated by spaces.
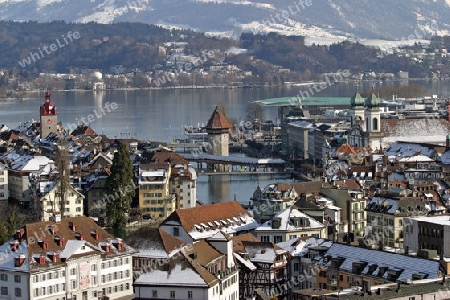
18 31 81 68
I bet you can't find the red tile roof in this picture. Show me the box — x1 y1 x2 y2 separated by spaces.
232 233 261 253
205 107 231 131
23 216 133 269
163 201 251 233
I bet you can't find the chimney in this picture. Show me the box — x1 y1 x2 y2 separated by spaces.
48 225 58 235
10 240 19 251
101 243 111 252
15 229 24 240
69 222 77 231
54 236 65 247
38 239 48 249
14 254 25 267
75 233 85 240
47 252 60 263
34 255 46 265
91 230 101 240
206 232 234 269
112 238 124 251
53 212 61 224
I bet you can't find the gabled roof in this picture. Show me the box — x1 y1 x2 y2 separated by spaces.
242 241 285 264
232 233 261 253
134 255 215 288
70 125 96 136
292 181 329 196
162 201 255 234
134 238 225 288
256 206 325 232
124 227 186 258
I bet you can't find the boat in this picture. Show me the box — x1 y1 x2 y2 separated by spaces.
183 125 208 143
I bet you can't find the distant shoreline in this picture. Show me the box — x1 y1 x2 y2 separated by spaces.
0 77 442 100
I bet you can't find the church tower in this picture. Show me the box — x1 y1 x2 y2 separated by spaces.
365 87 383 150
350 84 365 130
40 91 58 138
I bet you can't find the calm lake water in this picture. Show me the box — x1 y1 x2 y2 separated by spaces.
1 80 449 204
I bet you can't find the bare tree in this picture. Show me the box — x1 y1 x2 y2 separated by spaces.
55 138 71 218
245 102 265 129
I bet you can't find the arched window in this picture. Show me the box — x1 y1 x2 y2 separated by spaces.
373 118 378 130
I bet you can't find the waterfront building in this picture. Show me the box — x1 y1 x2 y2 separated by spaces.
251 181 327 224
251 183 298 224
138 162 176 219
145 151 197 210
0 216 135 300
39 91 58 138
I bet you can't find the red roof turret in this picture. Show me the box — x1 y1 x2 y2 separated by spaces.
40 91 57 116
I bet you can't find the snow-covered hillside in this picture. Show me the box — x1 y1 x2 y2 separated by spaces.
0 0 449 40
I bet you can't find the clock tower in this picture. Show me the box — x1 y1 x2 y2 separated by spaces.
40 91 57 138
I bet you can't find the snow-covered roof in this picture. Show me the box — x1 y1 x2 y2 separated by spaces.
60 240 88 259
255 206 325 232
233 253 256 271
410 215 450 226
134 262 209 287
366 197 399 214
398 154 434 163
245 244 278 263
385 141 435 160
9 155 53 172
323 243 441 283
0 239 29 272
276 237 332 257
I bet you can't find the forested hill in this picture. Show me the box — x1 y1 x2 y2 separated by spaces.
1 21 450 79
1 21 234 73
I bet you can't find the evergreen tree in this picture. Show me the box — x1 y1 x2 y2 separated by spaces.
6 208 21 237
105 143 135 235
0 219 9 245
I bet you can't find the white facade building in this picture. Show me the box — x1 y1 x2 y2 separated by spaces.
37 181 85 221
403 215 450 258
0 216 136 300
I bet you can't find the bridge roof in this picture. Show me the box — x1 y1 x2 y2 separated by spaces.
183 153 285 165
254 96 350 107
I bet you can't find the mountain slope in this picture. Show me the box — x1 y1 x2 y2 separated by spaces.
0 0 449 40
